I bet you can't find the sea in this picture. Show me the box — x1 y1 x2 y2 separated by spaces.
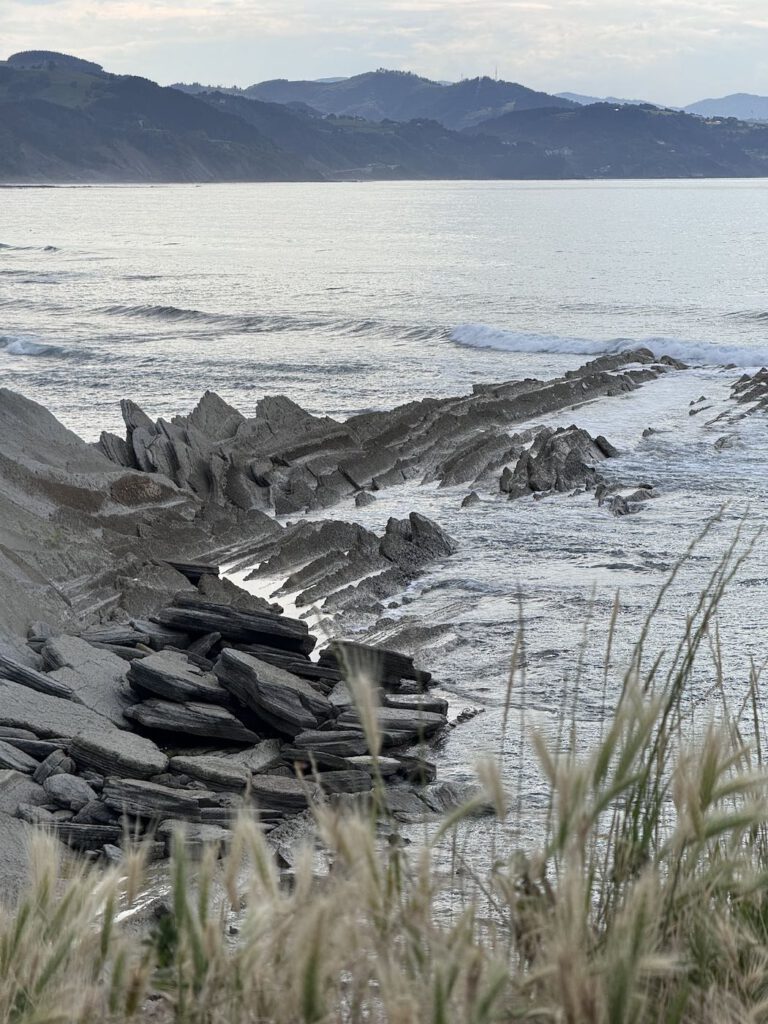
3 179 768 849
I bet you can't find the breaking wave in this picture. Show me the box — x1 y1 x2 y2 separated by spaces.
0 242 59 253
449 323 768 368
0 334 86 360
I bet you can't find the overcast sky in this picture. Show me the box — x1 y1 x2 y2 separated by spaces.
2 0 766 106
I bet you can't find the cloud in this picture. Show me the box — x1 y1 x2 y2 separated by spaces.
1 0 766 104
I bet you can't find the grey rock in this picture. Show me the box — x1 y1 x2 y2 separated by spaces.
42 636 135 725
33 749 75 784
169 755 250 791
53 822 122 850
0 811 35 903
0 739 39 773
354 491 377 508
0 769 46 815
44 773 98 811
70 731 168 779
17 802 58 825
156 820 231 855
154 600 314 655
216 650 334 737
292 730 369 757
72 800 116 825
128 651 229 704
125 699 260 744
0 652 74 700
0 680 117 740
103 779 202 821
461 491 480 508
249 774 320 812
221 739 283 774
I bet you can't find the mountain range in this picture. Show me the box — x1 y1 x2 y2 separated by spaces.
2 51 768 183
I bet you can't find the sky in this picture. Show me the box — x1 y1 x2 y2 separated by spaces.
2 0 767 106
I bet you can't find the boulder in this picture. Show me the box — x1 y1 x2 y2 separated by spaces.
43 773 98 811
0 769 46 815
354 491 377 508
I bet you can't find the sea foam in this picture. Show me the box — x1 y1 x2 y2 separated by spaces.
449 323 768 369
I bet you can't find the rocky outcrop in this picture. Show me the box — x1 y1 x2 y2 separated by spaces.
500 426 618 499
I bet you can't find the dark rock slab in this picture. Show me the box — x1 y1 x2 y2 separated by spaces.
53 822 122 850
292 730 369 757
162 561 219 585
0 652 74 700
249 774 320 812
103 778 202 820
128 651 229 704
72 800 116 825
216 650 334 737
33 749 74 783
0 739 38 773
125 699 260 743
311 770 373 795
70 731 169 779
337 706 446 741
154 601 315 655
321 641 432 689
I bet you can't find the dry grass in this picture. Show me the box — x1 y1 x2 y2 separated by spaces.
3 529 768 1023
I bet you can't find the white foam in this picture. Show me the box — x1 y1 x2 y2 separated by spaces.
0 334 60 357
449 323 768 369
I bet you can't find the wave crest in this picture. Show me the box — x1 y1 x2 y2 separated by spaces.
449 323 768 368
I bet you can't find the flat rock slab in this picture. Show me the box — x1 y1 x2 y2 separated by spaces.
221 739 283 774
103 778 201 821
43 636 136 726
311 770 373 796
0 739 39 774
216 650 334 737
129 651 230 704
0 680 117 740
169 755 250 791
53 822 122 850
155 602 315 655
125 699 259 744
0 769 46 815
249 774 320 812
156 820 231 854
337 706 446 735
292 730 369 757
70 731 169 779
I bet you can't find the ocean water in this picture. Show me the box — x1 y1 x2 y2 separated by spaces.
3 179 768 845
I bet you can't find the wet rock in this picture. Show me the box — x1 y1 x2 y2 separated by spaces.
336 706 447 744
321 641 432 690
70 731 169 780
379 512 457 574
125 699 260 744
461 491 480 508
103 779 203 821
42 636 135 726
354 491 377 508
502 426 617 499
216 650 334 737
714 434 738 451
43 773 98 811
128 651 229 704
53 822 122 850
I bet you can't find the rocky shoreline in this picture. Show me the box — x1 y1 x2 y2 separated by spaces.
0 347 700 895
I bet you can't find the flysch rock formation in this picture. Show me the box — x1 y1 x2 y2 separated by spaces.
0 349 686 891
